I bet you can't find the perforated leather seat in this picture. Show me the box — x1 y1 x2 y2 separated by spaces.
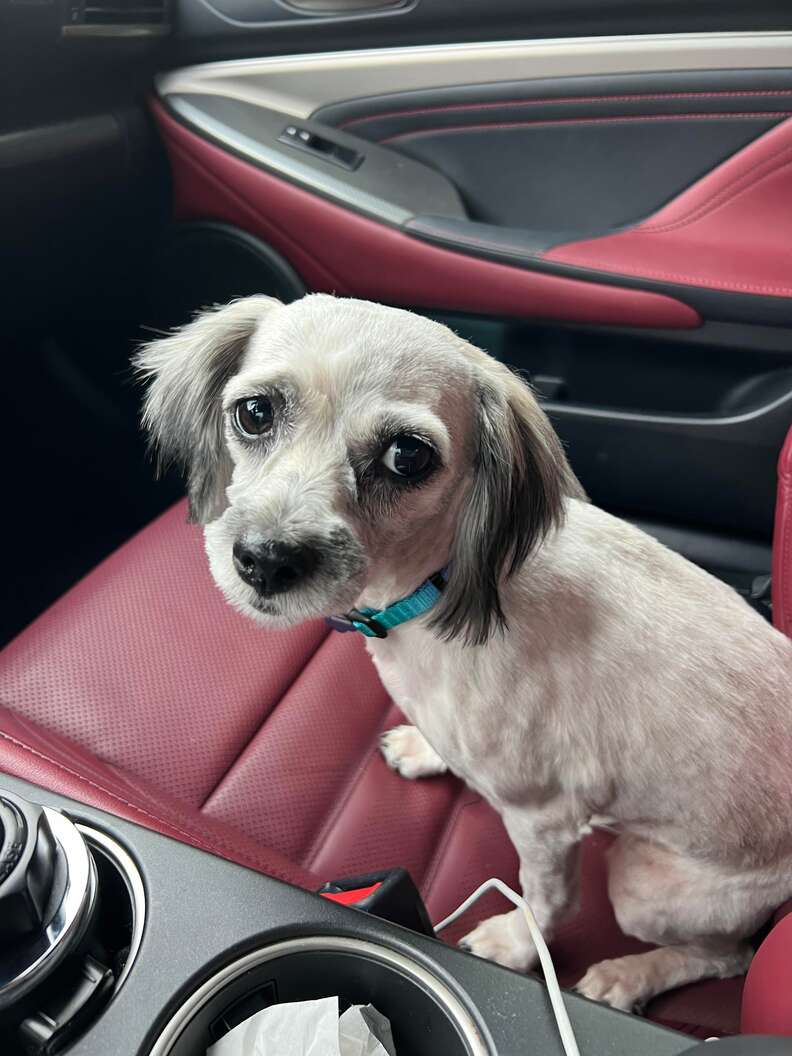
1 426 791 1040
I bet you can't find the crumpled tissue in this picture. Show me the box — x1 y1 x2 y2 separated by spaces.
206 996 397 1056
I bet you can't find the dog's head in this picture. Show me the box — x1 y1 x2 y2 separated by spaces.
135 295 583 643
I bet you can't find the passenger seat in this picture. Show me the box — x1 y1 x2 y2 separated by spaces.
1 426 790 1040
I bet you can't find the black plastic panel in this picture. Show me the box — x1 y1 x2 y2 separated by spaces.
421 312 792 539
393 118 776 233
172 1 792 60
0 107 169 327
144 222 308 332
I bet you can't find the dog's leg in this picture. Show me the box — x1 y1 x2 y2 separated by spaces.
576 942 752 1012
380 724 448 779
576 834 788 1010
459 803 581 972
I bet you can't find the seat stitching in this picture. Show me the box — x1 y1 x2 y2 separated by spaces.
0 728 301 885
543 250 792 296
198 628 331 809
781 491 792 635
378 112 789 145
302 700 393 871
420 786 472 902
639 142 792 233
337 91 792 129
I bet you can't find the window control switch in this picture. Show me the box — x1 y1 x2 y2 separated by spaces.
279 125 363 171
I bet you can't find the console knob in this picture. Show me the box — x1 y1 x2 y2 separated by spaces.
0 794 57 940
0 790 96 1012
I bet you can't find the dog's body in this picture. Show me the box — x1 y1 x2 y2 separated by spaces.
136 293 792 1011
377 497 792 1006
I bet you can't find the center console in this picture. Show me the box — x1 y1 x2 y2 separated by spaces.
0 774 774 1056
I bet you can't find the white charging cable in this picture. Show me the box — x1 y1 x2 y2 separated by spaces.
433 878 582 1056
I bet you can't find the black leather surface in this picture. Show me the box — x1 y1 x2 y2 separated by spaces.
316 70 792 233
392 117 778 232
316 69 792 135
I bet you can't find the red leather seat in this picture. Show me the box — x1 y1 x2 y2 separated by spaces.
1 425 791 1041
738 428 792 1037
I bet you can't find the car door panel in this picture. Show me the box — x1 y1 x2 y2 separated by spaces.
157 53 792 324
153 98 700 328
152 34 792 539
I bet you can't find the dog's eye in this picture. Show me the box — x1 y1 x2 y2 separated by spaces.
380 435 434 480
234 396 274 437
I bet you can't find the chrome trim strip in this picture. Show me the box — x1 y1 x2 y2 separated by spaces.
157 32 792 121
148 935 491 1055
545 383 792 428
77 824 146 993
0 809 96 1009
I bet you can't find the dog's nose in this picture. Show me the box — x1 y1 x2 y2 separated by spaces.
232 540 319 596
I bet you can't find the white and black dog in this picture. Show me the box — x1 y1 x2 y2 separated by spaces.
136 293 792 1011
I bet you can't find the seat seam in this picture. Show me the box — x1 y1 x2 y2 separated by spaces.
541 256 792 297
420 786 473 901
302 699 393 872
378 112 788 145
0 727 301 885
337 91 792 129
198 628 331 810
781 496 792 634
638 142 792 232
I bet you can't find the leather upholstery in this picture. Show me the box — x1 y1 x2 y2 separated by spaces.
0 494 772 1038
739 432 792 1033
741 909 792 1035
546 117 792 298
772 427 792 636
0 500 519 926
149 102 700 331
0 704 315 889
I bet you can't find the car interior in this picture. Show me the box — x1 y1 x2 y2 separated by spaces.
2 2 792 1054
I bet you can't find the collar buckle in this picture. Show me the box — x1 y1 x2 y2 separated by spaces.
347 609 389 638
325 610 388 638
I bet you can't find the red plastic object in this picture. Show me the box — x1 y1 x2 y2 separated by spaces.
321 882 383 906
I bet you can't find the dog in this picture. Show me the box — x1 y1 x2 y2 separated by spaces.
136 293 792 1011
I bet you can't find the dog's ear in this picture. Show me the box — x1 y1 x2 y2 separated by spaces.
430 362 585 645
134 296 280 523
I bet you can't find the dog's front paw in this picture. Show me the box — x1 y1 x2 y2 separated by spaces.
459 910 538 973
379 724 448 780
575 958 644 1012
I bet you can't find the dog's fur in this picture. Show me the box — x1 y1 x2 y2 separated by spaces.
136 294 792 1011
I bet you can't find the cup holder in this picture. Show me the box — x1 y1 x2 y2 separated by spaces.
150 936 491 1056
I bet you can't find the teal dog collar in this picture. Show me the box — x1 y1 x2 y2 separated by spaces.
326 569 448 639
